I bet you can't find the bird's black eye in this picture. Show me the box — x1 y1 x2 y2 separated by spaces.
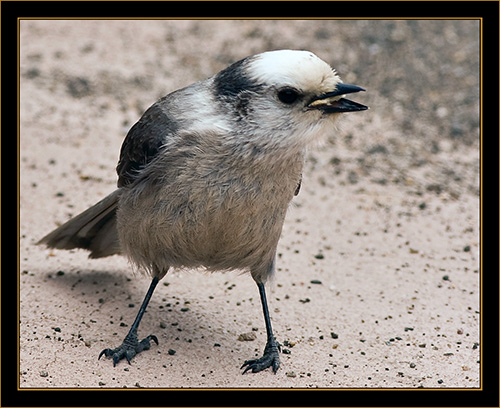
277 88 300 104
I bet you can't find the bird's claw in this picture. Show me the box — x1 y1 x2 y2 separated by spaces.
241 339 281 374
98 332 158 367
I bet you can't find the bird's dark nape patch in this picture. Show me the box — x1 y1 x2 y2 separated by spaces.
214 57 262 99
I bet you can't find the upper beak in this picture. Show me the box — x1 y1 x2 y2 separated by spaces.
308 83 369 113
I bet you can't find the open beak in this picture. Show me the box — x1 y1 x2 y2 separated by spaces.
308 83 368 113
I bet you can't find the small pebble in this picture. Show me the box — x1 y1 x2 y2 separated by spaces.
286 371 296 377
238 332 257 341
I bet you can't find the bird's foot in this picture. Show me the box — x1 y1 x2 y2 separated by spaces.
241 338 281 374
98 330 158 367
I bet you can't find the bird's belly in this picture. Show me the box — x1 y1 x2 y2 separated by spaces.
168 194 287 270
117 151 303 275
118 183 289 274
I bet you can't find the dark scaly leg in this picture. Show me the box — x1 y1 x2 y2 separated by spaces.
241 281 281 374
99 276 159 366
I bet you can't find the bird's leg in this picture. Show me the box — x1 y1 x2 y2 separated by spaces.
99 276 159 366
241 281 281 374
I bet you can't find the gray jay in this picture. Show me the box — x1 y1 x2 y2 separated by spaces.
39 50 367 374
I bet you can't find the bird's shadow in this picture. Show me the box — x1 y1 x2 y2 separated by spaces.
39 267 238 360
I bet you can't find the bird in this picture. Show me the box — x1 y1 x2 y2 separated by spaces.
38 49 368 374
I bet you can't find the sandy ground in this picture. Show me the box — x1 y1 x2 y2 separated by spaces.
19 19 480 389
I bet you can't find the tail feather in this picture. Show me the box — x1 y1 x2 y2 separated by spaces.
38 190 122 258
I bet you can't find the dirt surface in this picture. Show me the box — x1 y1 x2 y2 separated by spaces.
19 19 480 388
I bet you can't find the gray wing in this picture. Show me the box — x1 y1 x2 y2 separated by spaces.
116 100 178 187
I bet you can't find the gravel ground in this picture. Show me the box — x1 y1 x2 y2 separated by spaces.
19 19 480 389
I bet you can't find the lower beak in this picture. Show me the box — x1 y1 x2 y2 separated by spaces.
308 83 369 113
